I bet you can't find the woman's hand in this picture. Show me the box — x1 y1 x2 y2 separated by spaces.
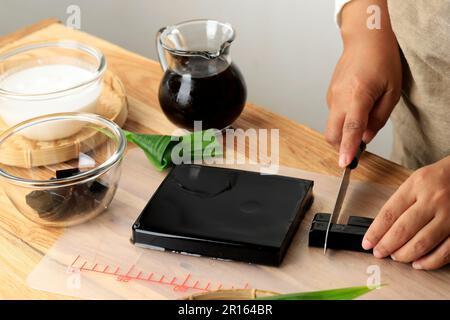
326 0 402 167
362 156 450 270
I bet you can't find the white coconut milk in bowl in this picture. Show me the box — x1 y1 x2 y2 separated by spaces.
0 41 106 140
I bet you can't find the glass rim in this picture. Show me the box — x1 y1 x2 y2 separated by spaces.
0 41 107 100
158 19 235 58
0 112 126 187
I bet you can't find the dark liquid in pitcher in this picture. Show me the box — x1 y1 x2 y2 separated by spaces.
158 62 247 130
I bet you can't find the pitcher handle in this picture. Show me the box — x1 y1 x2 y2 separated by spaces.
156 27 168 71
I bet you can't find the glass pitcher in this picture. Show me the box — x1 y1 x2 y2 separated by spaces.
156 19 247 131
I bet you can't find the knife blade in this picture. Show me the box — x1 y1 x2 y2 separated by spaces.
323 142 366 254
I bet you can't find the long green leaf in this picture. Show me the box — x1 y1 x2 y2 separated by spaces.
177 129 223 160
123 129 222 171
257 286 376 300
123 130 175 171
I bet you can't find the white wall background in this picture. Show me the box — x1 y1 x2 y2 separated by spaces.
0 0 393 158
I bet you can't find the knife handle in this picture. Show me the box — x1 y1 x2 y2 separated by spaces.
348 141 366 169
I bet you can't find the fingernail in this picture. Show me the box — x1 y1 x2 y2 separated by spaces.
373 249 384 259
339 154 349 167
390 254 396 261
362 132 370 143
412 261 423 270
362 132 373 144
362 238 374 250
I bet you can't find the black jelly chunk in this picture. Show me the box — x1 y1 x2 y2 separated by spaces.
89 180 109 201
56 168 80 179
25 168 110 221
25 188 73 220
26 190 67 214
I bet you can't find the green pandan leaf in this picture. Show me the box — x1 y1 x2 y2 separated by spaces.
123 130 175 171
123 129 222 171
257 285 377 300
177 129 223 160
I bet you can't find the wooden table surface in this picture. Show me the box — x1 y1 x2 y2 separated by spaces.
0 19 441 299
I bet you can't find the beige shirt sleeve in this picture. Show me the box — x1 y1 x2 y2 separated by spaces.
335 0 352 26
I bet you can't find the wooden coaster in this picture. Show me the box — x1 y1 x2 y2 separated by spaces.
0 70 128 168
184 289 279 300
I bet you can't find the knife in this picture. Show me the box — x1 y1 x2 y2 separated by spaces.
323 141 366 254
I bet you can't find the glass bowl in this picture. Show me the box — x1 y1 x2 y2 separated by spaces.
0 113 126 227
0 41 106 140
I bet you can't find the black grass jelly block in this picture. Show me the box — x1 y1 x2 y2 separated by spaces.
132 164 314 266
309 213 374 253
55 168 80 179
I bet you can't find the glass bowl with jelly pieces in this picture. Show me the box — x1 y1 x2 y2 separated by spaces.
0 112 126 227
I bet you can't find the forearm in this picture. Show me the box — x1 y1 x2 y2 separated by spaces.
340 0 397 49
